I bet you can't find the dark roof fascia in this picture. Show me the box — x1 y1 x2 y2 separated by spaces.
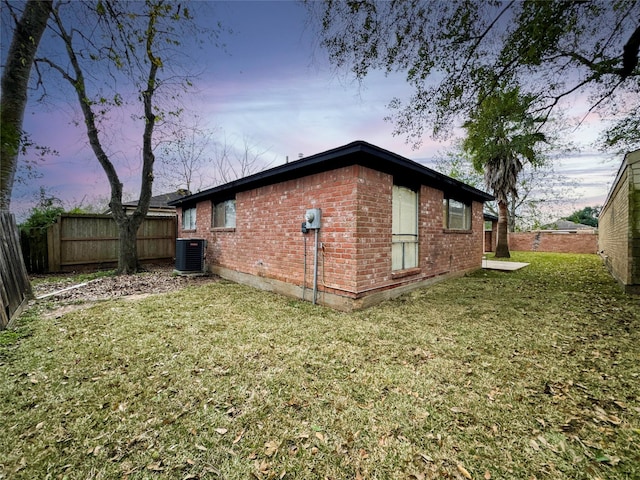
356 142 493 203
169 141 494 207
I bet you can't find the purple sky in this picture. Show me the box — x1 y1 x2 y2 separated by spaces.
7 1 620 220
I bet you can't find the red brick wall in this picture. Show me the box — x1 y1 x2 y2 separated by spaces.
177 165 485 303
179 167 360 294
508 231 598 254
353 166 392 292
423 189 485 277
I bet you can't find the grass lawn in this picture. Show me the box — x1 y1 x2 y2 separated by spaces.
1 252 638 479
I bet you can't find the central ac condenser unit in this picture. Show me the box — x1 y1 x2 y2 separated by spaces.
175 238 206 273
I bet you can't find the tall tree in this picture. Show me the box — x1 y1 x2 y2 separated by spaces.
462 86 547 257
309 1 639 151
212 135 272 185
565 206 601 228
35 1 202 273
0 0 52 212
156 114 215 194
434 147 577 232
155 122 272 194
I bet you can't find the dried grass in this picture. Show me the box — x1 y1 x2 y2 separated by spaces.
0 252 638 479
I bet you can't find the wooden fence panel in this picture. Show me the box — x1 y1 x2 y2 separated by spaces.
0 213 32 329
20 228 48 273
48 214 176 271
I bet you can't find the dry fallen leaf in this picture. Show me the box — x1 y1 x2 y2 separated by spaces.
536 435 559 453
233 429 245 444
195 444 208 451
256 460 270 475
457 463 472 479
87 445 101 456
146 462 164 472
215 428 228 435
593 406 622 425
264 440 280 457
484 470 491 480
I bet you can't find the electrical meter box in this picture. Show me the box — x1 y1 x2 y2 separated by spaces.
304 208 321 229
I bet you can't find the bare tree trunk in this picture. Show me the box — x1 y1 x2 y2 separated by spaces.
46 3 159 274
495 200 511 258
0 0 51 212
117 220 141 274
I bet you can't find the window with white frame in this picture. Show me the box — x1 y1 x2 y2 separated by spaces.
212 199 236 228
392 185 418 271
182 207 196 230
443 198 471 230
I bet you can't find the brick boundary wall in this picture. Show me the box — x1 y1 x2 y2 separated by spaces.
598 149 640 292
508 231 598 254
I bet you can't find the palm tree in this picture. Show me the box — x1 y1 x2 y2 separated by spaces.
463 86 547 258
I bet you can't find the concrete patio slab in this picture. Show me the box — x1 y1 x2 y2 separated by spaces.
482 259 530 271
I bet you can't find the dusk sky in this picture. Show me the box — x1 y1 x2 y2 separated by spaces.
5 1 623 221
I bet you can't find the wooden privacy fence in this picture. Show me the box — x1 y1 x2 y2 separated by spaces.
21 227 48 273
47 214 177 272
1 213 32 329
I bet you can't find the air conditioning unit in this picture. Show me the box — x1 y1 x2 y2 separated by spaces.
175 238 206 273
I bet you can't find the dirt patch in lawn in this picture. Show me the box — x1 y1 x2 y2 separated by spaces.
31 266 218 318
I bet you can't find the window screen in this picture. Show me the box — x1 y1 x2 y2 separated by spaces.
182 207 196 230
213 199 236 228
443 198 471 230
392 185 418 270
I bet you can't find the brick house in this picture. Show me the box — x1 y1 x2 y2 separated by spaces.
599 149 640 293
169 141 493 310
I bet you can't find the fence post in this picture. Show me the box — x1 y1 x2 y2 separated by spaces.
47 218 61 272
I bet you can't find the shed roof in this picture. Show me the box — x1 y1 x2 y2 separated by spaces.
169 140 494 207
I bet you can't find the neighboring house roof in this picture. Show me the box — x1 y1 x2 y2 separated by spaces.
556 219 597 230
104 190 190 215
169 141 494 207
123 190 190 209
483 212 498 222
538 219 596 231
554 219 597 231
